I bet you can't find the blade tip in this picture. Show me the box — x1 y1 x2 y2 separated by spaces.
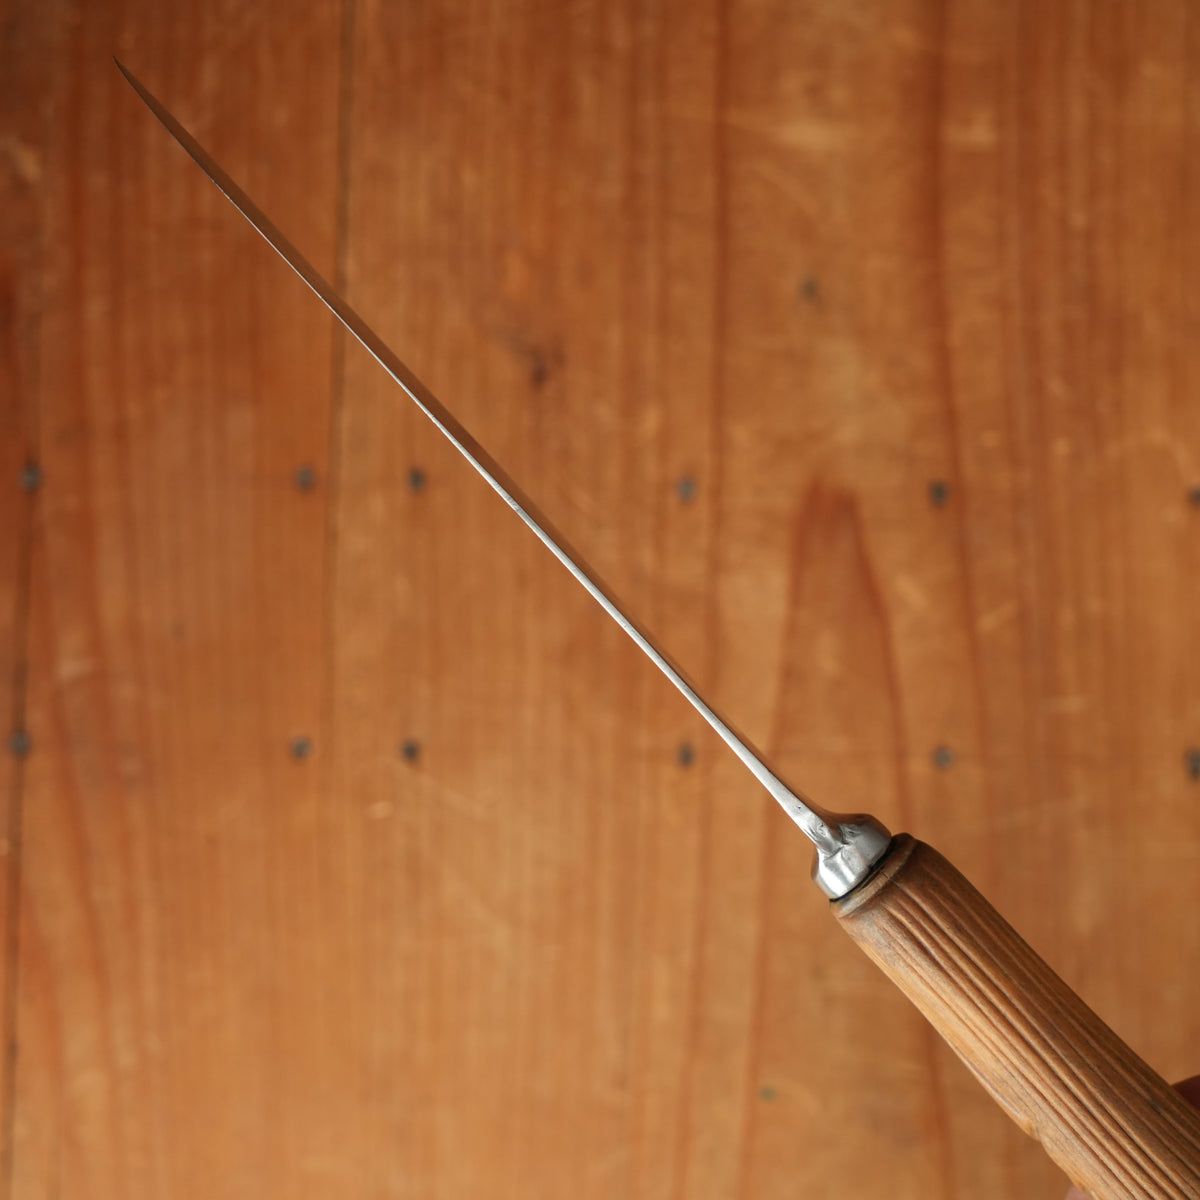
113 57 146 98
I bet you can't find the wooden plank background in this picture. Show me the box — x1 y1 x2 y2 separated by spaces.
3 1 1200 1197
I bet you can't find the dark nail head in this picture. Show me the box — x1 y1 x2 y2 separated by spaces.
1186 748 1200 781
8 730 30 757
401 738 421 762
677 742 696 768
409 467 427 493
290 736 313 761
675 476 697 504
932 744 955 770
928 480 950 507
19 463 41 493
294 464 317 491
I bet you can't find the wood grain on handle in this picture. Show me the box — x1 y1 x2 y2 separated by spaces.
834 836 1200 1200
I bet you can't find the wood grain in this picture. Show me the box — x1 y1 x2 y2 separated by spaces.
7 2 348 1195
3 1 1200 1198
0 3 53 1189
836 835 1200 1199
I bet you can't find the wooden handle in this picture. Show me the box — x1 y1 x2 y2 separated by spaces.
833 835 1200 1199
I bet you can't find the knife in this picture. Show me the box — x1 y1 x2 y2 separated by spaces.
116 59 1200 1199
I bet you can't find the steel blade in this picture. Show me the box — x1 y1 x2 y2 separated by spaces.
116 59 890 896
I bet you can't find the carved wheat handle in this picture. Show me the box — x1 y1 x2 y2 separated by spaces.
834 835 1200 1199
